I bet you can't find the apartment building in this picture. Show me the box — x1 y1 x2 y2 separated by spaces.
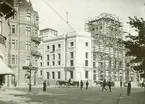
38 32 93 84
8 0 41 85
0 0 15 85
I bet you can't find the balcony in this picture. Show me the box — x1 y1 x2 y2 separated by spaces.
31 50 41 57
0 34 6 46
31 36 41 44
0 0 15 19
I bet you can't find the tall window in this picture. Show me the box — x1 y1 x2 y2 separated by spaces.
0 21 2 34
58 53 61 60
70 71 73 79
26 12 31 21
47 46 49 50
12 25 16 34
52 72 55 79
26 56 30 65
85 42 88 46
47 72 49 79
70 60 74 66
58 61 61 65
85 71 89 79
85 60 88 66
52 54 55 60
47 55 49 60
58 44 61 48
36 16 39 23
70 52 74 58
35 29 38 35
40 62 42 66
40 70 43 76
12 55 15 64
85 52 88 58
11 40 17 49
52 45 55 51
52 61 55 65
47 62 49 66
58 71 60 79
25 27 31 36
26 41 30 50
70 42 74 46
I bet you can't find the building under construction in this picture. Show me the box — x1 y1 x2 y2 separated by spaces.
86 13 126 84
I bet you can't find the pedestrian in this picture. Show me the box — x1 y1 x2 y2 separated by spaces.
80 80 84 90
108 80 112 92
43 81 47 92
127 81 131 95
120 81 122 87
86 80 89 90
102 79 107 91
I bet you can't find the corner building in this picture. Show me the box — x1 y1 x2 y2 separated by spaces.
8 0 40 85
38 32 93 85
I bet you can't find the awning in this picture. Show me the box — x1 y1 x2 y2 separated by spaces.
0 59 14 75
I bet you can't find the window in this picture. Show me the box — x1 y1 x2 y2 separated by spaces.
11 40 17 49
25 27 31 36
47 72 49 79
35 29 38 35
40 56 42 60
58 53 61 60
70 52 74 58
52 61 55 65
36 16 39 23
47 46 49 50
52 45 55 51
58 71 60 79
70 71 73 79
12 55 15 64
0 21 2 34
92 28 95 31
70 42 74 46
52 72 55 79
58 44 61 48
58 61 61 65
47 62 49 66
85 71 89 78
26 41 30 50
47 55 49 60
12 25 16 34
26 12 31 21
85 60 88 66
52 54 55 60
70 60 74 66
40 62 42 66
40 70 43 76
85 42 88 46
85 52 88 58
26 56 30 65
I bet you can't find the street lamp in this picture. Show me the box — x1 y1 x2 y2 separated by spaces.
28 63 32 92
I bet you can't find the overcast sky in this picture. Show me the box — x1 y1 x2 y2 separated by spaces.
30 0 144 34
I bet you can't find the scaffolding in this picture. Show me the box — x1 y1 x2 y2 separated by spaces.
86 13 125 82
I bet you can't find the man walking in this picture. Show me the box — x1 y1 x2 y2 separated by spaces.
127 81 131 95
108 80 112 92
86 80 89 90
120 81 122 87
43 81 47 92
102 79 107 91
80 80 84 90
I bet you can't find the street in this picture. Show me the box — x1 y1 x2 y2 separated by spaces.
0 87 145 104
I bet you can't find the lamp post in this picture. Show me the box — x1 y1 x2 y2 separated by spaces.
28 63 32 92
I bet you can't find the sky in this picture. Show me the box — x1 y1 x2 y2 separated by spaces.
30 0 145 35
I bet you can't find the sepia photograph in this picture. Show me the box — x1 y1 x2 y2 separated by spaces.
0 0 145 104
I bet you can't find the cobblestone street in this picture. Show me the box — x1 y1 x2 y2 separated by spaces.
0 87 144 104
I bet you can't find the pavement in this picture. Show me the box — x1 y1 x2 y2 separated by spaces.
0 87 145 104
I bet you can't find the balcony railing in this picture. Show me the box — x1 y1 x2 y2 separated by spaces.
31 50 41 57
31 36 41 44
0 34 6 46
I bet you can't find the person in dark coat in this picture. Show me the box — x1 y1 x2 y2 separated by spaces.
120 81 122 87
43 81 47 92
86 80 89 90
108 80 112 92
80 80 84 90
127 81 131 95
102 79 107 91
